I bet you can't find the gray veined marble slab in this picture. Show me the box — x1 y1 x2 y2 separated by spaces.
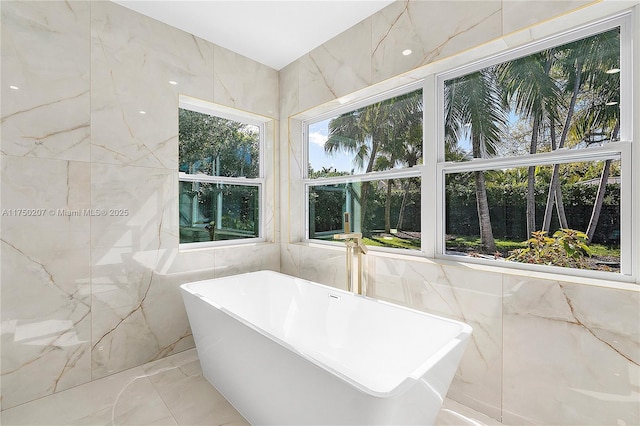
1 156 92 409
1 1 91 162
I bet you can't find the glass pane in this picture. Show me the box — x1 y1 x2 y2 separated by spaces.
444 28 620 160
308 89 423 177
179 109 259 178
309 177 421 250
179 181 260 243
445 160 621 272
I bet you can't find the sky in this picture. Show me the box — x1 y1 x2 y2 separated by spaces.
308 120 361 175
306 111 522 173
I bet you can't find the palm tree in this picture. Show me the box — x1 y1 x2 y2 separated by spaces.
374 93 423 232
566 30 620 241
576 30 620 243
541 29 620 233
325 103 384 235
445 69 507 253
496 50 560 236
325 90 422 235
541 45 584 232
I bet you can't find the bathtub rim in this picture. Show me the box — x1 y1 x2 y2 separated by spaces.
181 270 473 398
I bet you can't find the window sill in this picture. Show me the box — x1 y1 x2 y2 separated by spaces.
432 254 638 291
179 238 267 252
290 241 638 292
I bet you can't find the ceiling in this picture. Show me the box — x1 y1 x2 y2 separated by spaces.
113 0 395 70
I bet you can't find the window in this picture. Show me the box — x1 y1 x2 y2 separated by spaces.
179 97 265 247
305 86 423 251
437 16 631 276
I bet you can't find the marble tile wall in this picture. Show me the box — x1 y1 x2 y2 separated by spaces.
1 0 279 409
370 0 503 83
368 257 505 421
502 277 639 425
279 0 639 424
1 1 93 409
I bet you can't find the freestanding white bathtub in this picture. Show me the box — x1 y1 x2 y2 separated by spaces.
181 270 472 425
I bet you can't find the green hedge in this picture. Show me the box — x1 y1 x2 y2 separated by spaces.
446 182 620 245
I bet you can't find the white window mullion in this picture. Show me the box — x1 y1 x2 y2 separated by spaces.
440 145 626 175
619 124 634 278
423 74 438 258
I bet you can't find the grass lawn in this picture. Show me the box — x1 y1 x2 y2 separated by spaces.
445 235 524 254
313 231 422 250
364 235 421 250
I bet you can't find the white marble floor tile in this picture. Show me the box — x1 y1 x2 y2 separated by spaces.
1 365 175 425
1 348 503 426
435 399 504 426
142 349 249 426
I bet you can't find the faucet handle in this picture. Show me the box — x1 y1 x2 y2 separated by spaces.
333 232 368 254
333 232 363 240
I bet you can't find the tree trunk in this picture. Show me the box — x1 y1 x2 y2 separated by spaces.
384 179 393 233
543 61 583 231
586 159 612 241
526 116 540 237
396 180 410 230
586 122 619 241
551 123 569 228
524 56 554 238
542 168 560 232
359 182 370 236
475 170 497 253
359 135 380 235
555 186 569 229
526 165 537 237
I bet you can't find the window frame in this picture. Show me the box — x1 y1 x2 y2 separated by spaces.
433 13 634 280
178 96 267 249
302 82 425 254
305 168 424 255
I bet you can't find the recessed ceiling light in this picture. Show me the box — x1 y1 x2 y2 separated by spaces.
402 49 412 56
139 110 147 114
9 85 19 90
169 80 178 85
605 68 620 74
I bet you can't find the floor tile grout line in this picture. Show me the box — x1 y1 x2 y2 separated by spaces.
110 366 181 426
143 368 183 426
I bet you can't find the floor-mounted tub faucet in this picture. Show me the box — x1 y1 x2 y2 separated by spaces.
334 212 368 295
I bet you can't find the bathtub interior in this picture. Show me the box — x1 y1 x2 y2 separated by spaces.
182 270 472 397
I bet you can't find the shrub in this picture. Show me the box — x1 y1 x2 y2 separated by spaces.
507 229 592 269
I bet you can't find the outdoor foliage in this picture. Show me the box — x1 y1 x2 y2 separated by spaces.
507 229 592 269
445 175 620 244
179 109 259 178
318 89 423 237
179 109 260 243
308 178 421 241
441 26 622 270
